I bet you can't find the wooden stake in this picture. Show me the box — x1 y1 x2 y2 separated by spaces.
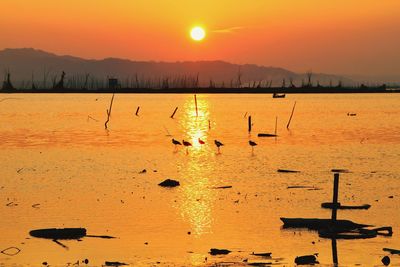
332 238 338 266
194 94 198 117
248 116 252 132
331 173 340 221
104 93 115 130
135 106 140 116
286 101 297 129
170 107 178 118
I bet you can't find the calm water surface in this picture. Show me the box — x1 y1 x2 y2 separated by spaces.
0 94 399 266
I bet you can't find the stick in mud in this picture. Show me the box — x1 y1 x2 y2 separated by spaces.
135 106 140 116
286 101 297 129
170 107 178 118
332 173 340 221
194 94 198 117
248 116 252 132
104 93 115 129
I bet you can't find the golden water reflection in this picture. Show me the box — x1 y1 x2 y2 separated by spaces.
177 95 216 237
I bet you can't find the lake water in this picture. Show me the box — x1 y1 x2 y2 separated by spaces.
0 93 399 266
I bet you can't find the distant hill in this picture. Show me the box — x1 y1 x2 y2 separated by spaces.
0 48 352 89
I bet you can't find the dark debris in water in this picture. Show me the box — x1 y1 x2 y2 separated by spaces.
1 246 21 256
295 255 319 265
209 248 232 255
104 261 128 266
158 179 180 187
277 169 300 173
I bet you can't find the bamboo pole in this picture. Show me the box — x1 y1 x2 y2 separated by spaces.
248 116 252 132
194 94 198 117
275 116 278 136
104 93 115 130
170 107 178 118
331 173 340 221
286 101 297 129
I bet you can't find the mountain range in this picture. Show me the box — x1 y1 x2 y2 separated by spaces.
0 48 354 88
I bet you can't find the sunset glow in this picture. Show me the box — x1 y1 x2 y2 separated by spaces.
0 0 399 75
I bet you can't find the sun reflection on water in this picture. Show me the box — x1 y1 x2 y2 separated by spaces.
177 95 216 237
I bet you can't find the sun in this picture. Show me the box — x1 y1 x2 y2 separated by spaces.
190 26 206 41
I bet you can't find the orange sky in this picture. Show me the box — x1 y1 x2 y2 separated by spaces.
1 0 399 76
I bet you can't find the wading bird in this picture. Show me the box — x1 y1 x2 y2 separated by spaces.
172 138 182 151
249 140 257 153
214 140 224 154
182 140 192 154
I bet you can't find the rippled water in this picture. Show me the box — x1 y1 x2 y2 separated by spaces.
0 93 399 266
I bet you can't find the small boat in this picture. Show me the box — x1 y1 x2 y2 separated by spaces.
29 228 87 240
280 218 369 231
272 93 285 98
321 202 371 210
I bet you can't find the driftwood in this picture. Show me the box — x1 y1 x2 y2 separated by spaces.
383 248 400 255
104 261 128 266
278 169 300 173
257 133 277 137
211 186 232 189
251 252 272 257
209 248 231 255
321 202 371 210
319 227 392 240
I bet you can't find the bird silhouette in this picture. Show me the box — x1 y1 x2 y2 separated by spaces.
198 138 205 145
182 140 192 154
172 138 182 151
249 140 257 153
214 140 224 153
172 138 182 146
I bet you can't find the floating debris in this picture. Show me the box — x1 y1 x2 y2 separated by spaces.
209 248 231 255
251 252 272 257
104 261 128 266
383 248 400 255
1 246 21 256
278 169 300 173
6 202 18 207
158 179 180 187
321 202 371 210
257 133 277 137
295 255 318 265
287 185 319 190
211 186 232 189
139 169 147 174
382 255 390 266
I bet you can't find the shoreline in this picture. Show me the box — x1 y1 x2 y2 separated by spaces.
1 87 399 94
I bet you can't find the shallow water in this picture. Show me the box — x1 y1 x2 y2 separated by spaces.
0 93 399 266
